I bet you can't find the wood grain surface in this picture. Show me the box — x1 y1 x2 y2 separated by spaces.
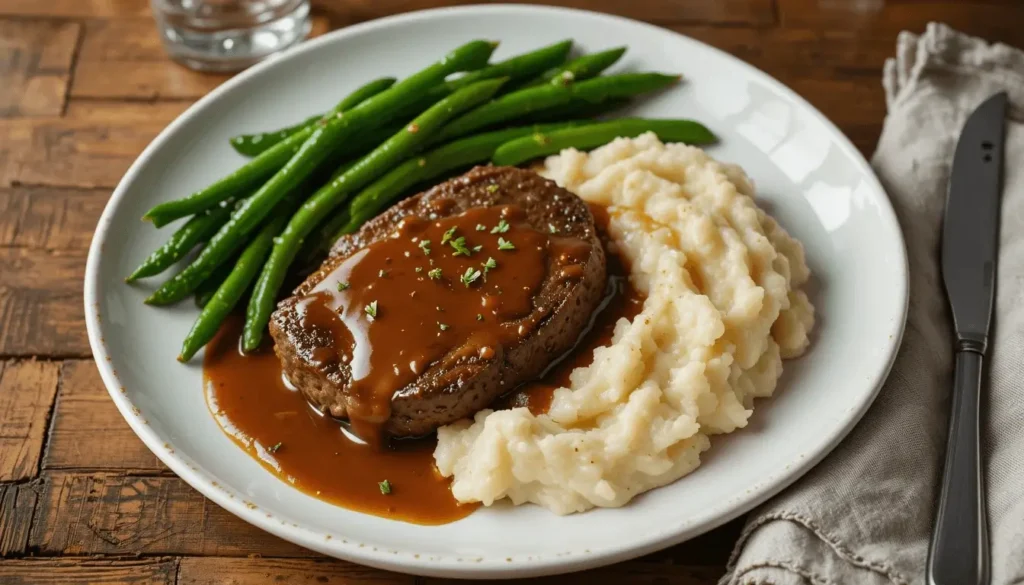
0 0 1020 582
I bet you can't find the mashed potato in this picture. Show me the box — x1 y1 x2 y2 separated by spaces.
433 133 815 515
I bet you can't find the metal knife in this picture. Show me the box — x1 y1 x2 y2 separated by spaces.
928 91 1007 585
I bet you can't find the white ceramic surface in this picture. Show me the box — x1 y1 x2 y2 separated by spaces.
84 5 909 579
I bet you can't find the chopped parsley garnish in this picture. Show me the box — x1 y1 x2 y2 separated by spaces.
472 244 482 252
476 224 486 231
418 239 431 255
378 480 392 495
548 224 559 234
441 227 457 245
364 301 378 319
476 314 484 321
415 266 423 273
461 267 482 287
428 268 442 280
267 442 282 454
378 269 388 278
486 184 499 193
337 281 350 291
497 237 515 251
481 257 497 281
490 219 509 234
450 236 472 256
438 322 449 331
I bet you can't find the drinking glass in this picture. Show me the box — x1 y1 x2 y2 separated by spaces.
150 0 311 72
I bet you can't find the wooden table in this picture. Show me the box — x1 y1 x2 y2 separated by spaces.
0 1 1020 583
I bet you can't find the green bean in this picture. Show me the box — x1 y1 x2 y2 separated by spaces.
327 154 364 181
451 39 571 90
228 77 397 156
517 96 630 124
290 160 359 266
376 39 572 124
434 72 680 142
491 118 717 166
126 203 233 282
241 78 507 350
333 122 407 168
232 42 570 160
329 77 402 113
521 46 626 88
143 120 391 233
383 40 574 125
178 207 292 362
224 38 561 159
300 207 350 262
318 40 496 126
142 40 497 228
145 122 391 230
228 114 319 158
288 124 402 268
145 124 351 305
194 260 233 308
143 125 314 228
146 41 498 306
344 121 585 234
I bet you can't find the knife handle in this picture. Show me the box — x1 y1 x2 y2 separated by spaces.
927 348 988 585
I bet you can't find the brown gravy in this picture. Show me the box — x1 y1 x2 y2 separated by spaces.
495 237 644 415
204 317 477 525
203 204 643 525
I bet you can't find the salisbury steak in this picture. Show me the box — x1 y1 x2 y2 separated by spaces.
269 165 606 438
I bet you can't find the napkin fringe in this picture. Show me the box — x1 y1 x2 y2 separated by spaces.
885 23 1024 116
722 510 911 585
733 560 830 585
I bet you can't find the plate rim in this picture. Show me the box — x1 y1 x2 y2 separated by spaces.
83 3 910 579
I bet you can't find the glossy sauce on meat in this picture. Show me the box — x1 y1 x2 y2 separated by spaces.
496 207 644 415
203 317 477 525
292 204 594 441
498 251 643 415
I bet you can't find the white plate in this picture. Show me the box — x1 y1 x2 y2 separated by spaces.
85 5 908 579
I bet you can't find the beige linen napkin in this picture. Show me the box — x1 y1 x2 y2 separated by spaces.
721 23 1024 585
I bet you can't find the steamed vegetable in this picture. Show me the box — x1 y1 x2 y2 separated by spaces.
179 203 294 361
126 203 233 282
521 46 626 87
142 40 497 228
492 118 716 166
226 40 573 158
434 72 680 142
228 77 397 157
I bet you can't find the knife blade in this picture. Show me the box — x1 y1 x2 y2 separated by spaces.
928 91 1007 585
941 91 1007 346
